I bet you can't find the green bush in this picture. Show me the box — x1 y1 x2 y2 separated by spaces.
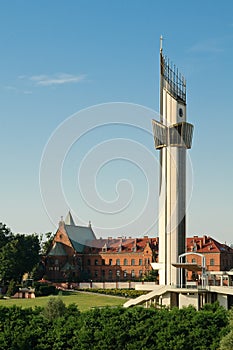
78 288 147 298
0 302 228 349
6 280 19 297
35 283 57 296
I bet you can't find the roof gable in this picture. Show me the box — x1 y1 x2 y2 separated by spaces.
65 224 96 253
48 242 68 256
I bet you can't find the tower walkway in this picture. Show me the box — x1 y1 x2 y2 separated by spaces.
123 286 169 308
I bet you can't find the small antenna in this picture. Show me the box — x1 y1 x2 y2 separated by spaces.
160 35 163 53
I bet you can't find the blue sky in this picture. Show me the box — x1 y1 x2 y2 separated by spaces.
1 1 233 244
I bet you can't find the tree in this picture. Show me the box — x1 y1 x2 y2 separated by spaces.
43 298 66 321
220 308 233 350
143 269 158 282
0 231 40 285
40 232 54 255
0 223 13 249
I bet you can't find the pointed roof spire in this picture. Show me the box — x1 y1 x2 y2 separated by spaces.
64 211 76 226
160 35 163 53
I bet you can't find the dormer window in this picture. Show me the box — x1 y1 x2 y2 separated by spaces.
102 243 107 252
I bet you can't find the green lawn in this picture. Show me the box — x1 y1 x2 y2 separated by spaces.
0 292 125 311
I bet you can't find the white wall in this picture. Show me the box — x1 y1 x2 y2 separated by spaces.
217 294 228 309
179 293 198 309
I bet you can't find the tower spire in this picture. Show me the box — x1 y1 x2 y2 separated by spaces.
160 35 163 53
64 211 76 226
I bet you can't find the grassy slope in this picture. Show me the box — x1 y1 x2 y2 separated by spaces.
0 292 125 312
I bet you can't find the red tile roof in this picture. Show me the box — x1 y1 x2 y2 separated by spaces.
186 235 233 254
84 237 158 253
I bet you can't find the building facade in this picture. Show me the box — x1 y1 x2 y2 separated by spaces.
43 212 233 285
43 212 158 282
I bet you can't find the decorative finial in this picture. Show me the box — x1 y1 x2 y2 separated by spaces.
59 216 64 227
160 35 163 53
88 220 91 227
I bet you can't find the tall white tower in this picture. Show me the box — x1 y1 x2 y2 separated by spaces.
152 39 194 286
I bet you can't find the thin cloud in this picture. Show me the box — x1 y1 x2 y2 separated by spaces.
188 39 223 54
23 90 32 94
4 85 32 95
30 73 86 86
4 85 17 91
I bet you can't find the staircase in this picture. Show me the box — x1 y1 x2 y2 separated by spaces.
123 285 169 308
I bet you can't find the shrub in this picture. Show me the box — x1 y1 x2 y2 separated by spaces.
35 283 57 296
42 297 66 321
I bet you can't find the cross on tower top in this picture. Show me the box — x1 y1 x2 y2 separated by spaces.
160 35 163 53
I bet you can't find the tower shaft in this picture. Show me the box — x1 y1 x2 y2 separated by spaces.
152 50 193 286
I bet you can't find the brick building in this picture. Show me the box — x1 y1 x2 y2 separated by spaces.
44 212 158 282
186 235 233 285
43 212 233 285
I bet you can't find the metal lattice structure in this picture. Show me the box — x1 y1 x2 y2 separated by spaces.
161 53 186 103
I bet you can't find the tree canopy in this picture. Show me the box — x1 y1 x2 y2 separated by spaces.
0 223 40 285
0 301 229 350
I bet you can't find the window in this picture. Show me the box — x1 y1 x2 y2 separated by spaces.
131 259 135 266
55 259 59 265
102 259 105 266
210 259 215 266
116 270 120 277
87 259 91 266
116 259 120 266
95 259 98 265
109 259 112 265
124 259 128 266
191 258 196 264
102 270 105 277
95 271 98 277
109 270 112 278
139 259 143 266
123 271 127 278
131 270 135 278
139 270 143 277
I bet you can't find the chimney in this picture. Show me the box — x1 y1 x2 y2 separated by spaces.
199 239 202 249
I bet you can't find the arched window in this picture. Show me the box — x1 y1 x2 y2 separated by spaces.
124 259 128 266
131 259 135 266
116 259 120 266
